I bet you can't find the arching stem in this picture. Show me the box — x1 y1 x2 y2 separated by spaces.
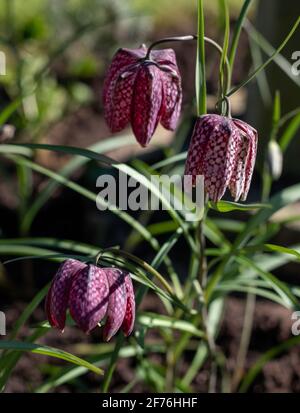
144 35 231 95
95 248 174 296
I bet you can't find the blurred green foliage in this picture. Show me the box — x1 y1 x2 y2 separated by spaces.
0 0 251 141
0 0 154 139
132 0 247 26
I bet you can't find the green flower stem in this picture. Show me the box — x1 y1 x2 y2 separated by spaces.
228 0 252 87
196 0 206 116
101 333 123 393
145 35 230 95
95 248 174 296
218 0 230 108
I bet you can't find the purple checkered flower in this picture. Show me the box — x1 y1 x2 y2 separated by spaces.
45 259 135 340
184 114 258 202
103 45 182 147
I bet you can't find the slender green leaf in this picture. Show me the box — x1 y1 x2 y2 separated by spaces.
228 0 252 69
209 200 270 212
9 284 49 341
9 145 196 251
227 16 300 97
0 237 99 256
212 218 245 233
196 0 206 115
0 341 103 375
181 344 208 387
264 244 300 261
207 184 300 302
36 344 166 393
239 336 300 392
0 327 48 390
237 244 300 279
215 283 290 307
218 0 230 98
248 35 271 106
101 334 123 393
21 135 133 233
137 312 205 338
279 112 300 152
8 154 159 251
279 107 300 128
245 20 300 88
237 255 299 308
235 184 300 248
0 144 32 157
151 152 187 170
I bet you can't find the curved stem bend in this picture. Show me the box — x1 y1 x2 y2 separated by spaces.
145 35 230 95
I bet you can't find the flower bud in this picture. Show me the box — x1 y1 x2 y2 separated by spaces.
267 140 283 180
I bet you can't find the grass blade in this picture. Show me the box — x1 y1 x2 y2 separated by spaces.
227 16 300 97
0 341 103 375
239 336 300 392
196 0 206 115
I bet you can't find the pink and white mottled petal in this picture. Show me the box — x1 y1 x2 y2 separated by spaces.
107 70 137 132
103 46 147 130
103 268 127 341
131 64 163 147
151 48 177 67
121 273 135 337
122 46 147 60
152 48 181 84
184 115 223 187
233 119 258 200
160 72 182 131
69 265 109 334
202 119 236 202
242 133 257 200
46 259 86 331
242 130 257 200
103 49 136 108
228 132 248 201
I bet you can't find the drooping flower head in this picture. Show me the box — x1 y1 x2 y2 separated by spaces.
184 114 258 202
45 259 135 341
103 45 182 147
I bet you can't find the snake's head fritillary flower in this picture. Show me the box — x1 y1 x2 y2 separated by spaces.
45 260 135 340
103 45 182 147
184 114 258 202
